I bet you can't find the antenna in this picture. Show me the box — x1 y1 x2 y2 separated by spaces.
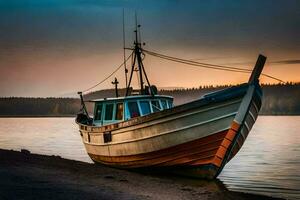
125 12 153 96
134 11 139 45
138 24 141 46
122 8 128 88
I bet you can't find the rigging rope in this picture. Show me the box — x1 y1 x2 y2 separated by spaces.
81 48 284 95
81 52 133 94
143 49 285 83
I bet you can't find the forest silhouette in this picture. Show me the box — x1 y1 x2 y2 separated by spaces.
0 83 299 117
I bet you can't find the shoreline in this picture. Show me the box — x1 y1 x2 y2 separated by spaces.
0 149 283 200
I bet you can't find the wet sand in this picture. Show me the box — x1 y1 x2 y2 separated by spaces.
0 149 283 200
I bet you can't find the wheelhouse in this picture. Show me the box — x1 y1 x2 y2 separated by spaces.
91 95 173 126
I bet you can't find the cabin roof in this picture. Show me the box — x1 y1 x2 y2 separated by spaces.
88 94 173 103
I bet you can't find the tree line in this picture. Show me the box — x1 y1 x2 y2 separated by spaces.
0 98 81 117
159 82 300 115
0 83 299 117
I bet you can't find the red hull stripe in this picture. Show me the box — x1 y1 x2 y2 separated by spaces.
89 130 231 168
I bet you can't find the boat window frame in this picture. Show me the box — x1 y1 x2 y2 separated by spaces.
103 103 115 122
160 99 168 110
93 102 104 123
138 100 151 116
124 102 130 120
115 102 124 121
93 96 173 122
167 100 173 108
151 100 162 112
127 100 141 119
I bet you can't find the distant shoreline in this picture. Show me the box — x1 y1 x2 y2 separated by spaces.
1 83 300 116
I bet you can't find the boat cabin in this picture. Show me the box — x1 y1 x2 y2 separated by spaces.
77 24 175 127
91 95 173 126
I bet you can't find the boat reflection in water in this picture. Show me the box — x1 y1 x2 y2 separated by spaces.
76 25 266 179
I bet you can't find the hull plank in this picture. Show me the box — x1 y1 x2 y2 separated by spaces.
83 98 242 157
88 130 228 168
85 113 234 157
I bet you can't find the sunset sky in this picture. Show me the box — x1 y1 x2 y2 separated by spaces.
0 0 299 97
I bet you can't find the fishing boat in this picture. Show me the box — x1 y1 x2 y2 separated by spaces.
76 25 266 179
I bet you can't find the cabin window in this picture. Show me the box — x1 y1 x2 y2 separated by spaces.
115 103 124 120
94 104 103 120
151 100 161 112
104 104 114 120
140 101 151 115
128 102 140 118
160 100 168 109
167 100 173 108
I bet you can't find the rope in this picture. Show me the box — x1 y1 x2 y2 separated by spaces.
82 52 133 93
145 50 250 73
80 48 284 95
144 49 252 72
260 74 285 83
143 49 285 83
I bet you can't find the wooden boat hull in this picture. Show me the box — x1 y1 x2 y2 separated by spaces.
77 82 262 179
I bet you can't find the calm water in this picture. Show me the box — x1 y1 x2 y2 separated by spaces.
0 116 299 199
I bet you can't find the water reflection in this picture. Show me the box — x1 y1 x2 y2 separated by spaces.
219 116 300 199
0 118 92 163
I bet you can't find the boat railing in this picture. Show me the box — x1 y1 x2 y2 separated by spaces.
152 103 162 111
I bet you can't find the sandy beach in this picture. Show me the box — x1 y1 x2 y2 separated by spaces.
0 149 284 200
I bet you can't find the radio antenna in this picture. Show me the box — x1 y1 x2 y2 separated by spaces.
122 8 128 88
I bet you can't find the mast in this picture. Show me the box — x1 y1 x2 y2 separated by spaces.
136 29 144 94
125 13 153 96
